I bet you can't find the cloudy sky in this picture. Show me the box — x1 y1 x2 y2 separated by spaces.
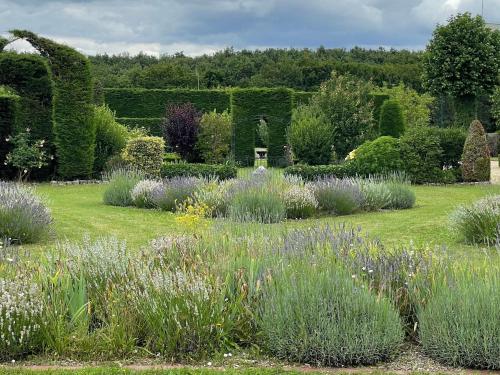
1 0 499 57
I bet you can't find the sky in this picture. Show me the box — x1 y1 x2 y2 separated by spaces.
1 0 500 57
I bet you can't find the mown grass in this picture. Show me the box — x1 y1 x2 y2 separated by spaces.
30 182 500 258
0 368 451 375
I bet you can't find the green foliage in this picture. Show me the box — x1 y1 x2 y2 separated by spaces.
284 163 354 181
385 182 416 209
379 100 405 137
122 136 165 177
160 163 237 180
116 118 162 136
231 88 293 167
10 30 95 179
292 91 314 107
312 72 375 159
104 88 230 118
259 261 403 366
102 168 145 206
431 95 495 130
5 130 51 182
92 105 129 174
196 110 232 164
430 127 466 168
423 13 500 97
492 86 500 127
419 269 500 369
461 120 490 182
311 177 363 215
378 83 434 127
288 104 333 165
399 127 444 183
228 186 286 223
370 93 389 125
0 53 54 169
350 136 403 176
0 91 19 179
450 195 500 245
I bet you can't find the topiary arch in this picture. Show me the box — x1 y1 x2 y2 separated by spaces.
7 30 95 178
231 88 293 167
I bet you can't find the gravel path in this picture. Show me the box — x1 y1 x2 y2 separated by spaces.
492 160 500 184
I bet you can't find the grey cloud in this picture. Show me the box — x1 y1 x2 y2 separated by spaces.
1 0 500 56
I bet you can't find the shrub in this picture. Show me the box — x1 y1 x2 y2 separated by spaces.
492 86 500 127
419 270 500 369
385 182 416 209
359 179 392 211
379 99 405 137
259 262 404 366
350 136 403 176
131 179 163 208
283 184 318 219
312 72 375 159
163 103 201 162
228 178 286 223
284 163 354 181
378 83 434 128
102 168 145 207
0 182 52 243
461 120 490 182
0 277 44 360
312 177 363 215
288 104 333 165
160 163 237 180
92 105 129 174
122 136 165 176
196 110 231 164
450 195 500 245
399 127 444 183
152 177 202 212
430 127 466 168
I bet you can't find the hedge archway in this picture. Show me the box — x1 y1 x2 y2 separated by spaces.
9 30 95 178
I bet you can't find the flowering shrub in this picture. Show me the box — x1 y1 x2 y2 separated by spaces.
149 176 203 212
0 278 44 360
122 136 165 176
0 181 52 243
103 167 145 207
450 195 500 245
131 179 162 208
283 184 318 219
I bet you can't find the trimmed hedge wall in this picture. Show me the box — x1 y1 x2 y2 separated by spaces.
117 117 163 136
284 163 355 180
0 91 19 178
11 30 95 179
0 53 54 145
231 88 293 167
104 88 231 118
161 163 237 180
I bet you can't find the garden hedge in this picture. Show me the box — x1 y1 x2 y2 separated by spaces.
10 30 95 179
0 53 54 147
231 88 293 167
432 95 495 131
0 91 19 178
117 117 163 136
104 88 231 118
160 163 237 180
379 99 405 137
293 91 315 107
369 93 390 125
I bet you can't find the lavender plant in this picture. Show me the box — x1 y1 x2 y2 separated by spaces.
152 177 203 212
131 179 163 208
102 167 145 207
312 177 363 215
0 181 52 243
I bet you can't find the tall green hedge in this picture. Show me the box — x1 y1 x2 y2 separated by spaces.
104 88 230 118
0 91 19 178
432 95 494 131
379 99 405 137
116 117 163 136
10 30 95 179
0 53 54 144
231 88 293 167
0 52 55 179
369 93 390 125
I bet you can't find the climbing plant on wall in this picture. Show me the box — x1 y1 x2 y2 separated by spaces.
10 30 95 178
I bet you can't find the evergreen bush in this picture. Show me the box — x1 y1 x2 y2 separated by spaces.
461 120 490 182
350 136 403 176
379 100 405 137
122 136 165 176
163 103 201 162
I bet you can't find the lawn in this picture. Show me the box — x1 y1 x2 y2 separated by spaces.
31 182 500 258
